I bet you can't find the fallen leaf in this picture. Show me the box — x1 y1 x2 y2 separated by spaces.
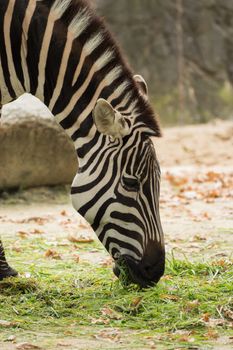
101 307 122 320
16 343 42 350
100 257 113 267
72 254 80 263
17 231 29 239
31 228 44 235
185 300 200 311
160 294 180 301
0 320 17 327
44 249 62 260
202 313 210 322
78 222 90 229
67 234 94 244
193 235 206 242
21 217 48 225
222 307 233 321
162 275 173 281
206 190 221 199
12 244 22 253
90 317 110 325
204 328 219 339
131 296 143 308
95 328 121 342
6 335 16 342
166 173 189 187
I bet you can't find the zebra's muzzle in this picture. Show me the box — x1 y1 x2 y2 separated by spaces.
113 248 165 288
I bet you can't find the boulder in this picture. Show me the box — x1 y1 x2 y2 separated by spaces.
0 95 77 189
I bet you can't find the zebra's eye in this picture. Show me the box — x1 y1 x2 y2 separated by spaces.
122 176 140 192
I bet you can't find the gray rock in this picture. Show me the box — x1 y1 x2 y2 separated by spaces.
95 0 233 122
0 95 77 189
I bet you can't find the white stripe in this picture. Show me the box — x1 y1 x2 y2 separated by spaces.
35 0 71 100
108 81 129 104
72 33 103 86
49 32 74 110
0 59 12 104
49 9 91 109
56 65 122 128
21 1 37 92
69 8 91 38
51 0 72 18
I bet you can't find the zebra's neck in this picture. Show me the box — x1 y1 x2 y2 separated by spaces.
1 0 160 164
29 0 141 159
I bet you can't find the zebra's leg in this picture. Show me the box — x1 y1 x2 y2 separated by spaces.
0 107 18 280
0 240 18 280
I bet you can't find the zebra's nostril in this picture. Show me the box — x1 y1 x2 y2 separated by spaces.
144 265 152 272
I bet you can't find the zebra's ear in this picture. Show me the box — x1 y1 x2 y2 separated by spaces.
134 74 148 100
93 98 129 138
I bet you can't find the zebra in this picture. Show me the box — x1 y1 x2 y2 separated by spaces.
0 0 165 288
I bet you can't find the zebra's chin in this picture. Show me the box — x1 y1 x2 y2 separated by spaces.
113 252 165 289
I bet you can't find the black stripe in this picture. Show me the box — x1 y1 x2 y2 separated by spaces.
26 1 51 94
71 147 117 194
77 131 101 160
10 0 29 90
111 211 145 232
105 236 141 258
44 20 68 106
0 1 16 99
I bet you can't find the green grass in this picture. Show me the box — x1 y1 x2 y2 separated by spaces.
0 236 233 349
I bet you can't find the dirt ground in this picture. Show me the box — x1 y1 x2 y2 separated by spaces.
0 120 232 350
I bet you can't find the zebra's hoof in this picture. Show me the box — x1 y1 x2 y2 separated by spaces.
0 266 18 281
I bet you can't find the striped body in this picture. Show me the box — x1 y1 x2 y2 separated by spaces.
0 0 165 287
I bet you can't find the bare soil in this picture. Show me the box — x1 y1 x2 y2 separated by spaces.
0 120 232 350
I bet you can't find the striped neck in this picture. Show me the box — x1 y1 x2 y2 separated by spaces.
1 0 160 157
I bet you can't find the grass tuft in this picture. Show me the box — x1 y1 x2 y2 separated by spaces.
0 236 232 348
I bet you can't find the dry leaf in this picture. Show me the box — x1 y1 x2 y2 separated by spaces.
17 231 29 239
6 335 16 342
78 222 90 229
12 245 22 253
211 260 232 271
16 343 42 350
161 275 173 281
90 317 110 325
185 300 200 311
100 257 113 267
31 228 44 235
22 217 48 225
222 307 233 321
0 320 17 327
204 328 219 339
202 313 210 322
193 235 206 242
131 296 143 308
101 307 122 320
166 173 188 187
72 254 80 263
44 249 62 260
160 294 180 301
206 190 221 199
95 329 121 342
67 234 94 244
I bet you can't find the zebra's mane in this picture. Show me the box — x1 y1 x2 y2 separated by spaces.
41 0 161 137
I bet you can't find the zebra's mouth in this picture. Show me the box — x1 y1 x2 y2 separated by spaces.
113 255 159 288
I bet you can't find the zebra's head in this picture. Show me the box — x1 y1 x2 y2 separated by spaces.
71 76 165 288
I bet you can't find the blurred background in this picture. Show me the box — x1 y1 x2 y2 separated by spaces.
93 0 233 124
